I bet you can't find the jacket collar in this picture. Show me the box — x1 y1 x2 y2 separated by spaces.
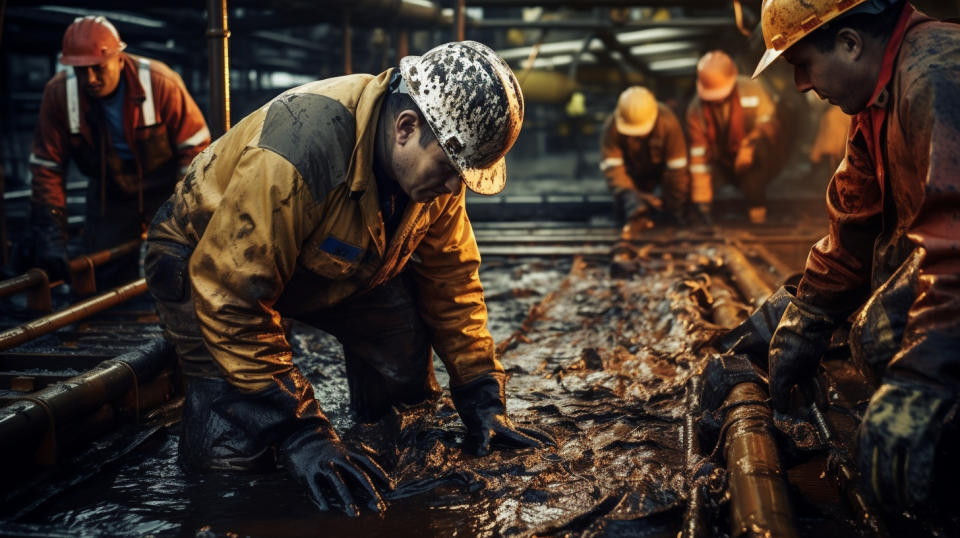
345 68 392 194
864 3 924 110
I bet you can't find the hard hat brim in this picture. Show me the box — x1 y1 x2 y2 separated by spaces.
752 47 783 79
696 77 737 102
60 54 115 66
461 157 507 195
615 114 656 137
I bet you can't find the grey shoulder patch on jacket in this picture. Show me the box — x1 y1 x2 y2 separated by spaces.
257 93 355 202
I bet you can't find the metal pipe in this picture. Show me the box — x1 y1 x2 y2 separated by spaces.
206 0 230 138
723 382 798 538
0 340 173 464
1 164 7 267
681 375 708 538
456 0 466 41
469 17 734 30
0 279 148 351
720 244 772 306
68 239 141 296
343 9 352 75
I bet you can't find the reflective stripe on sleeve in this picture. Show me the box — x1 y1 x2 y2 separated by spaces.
29 153 61 170
66 70 80 134
138 58 157 126
757 114 772 123
690 146 706 157
666 157 688 170
689 164 711 174
740 95 759 108
600 157 624 171
177 126 210 150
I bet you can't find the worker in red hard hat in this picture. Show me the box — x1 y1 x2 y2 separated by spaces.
601 86 691 236
26 15 209 286
685 50 784 225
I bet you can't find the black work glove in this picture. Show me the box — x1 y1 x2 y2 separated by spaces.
856 379 953 509
692 202 713 226
616 190 642 224
768 297 839 413
451 372 556 456
219 370 393 516
716 285 796 364
31 204 70 282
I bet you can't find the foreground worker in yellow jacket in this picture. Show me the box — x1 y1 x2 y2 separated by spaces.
601 86 690 235
686 50 783 224
144 41 553 515
748 0 960 511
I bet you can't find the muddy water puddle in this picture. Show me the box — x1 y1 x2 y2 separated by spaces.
10 255 718 537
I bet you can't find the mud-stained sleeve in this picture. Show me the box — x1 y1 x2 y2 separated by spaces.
152 70 210 177
30 81 69 208
600 116 634 196
796 124 880 311
685 102 713 204
888 72 960 388
189 147 317 392
746 84 779 147
660 109 691 214
410 188 503 387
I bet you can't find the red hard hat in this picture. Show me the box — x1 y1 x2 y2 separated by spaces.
61 16 126 67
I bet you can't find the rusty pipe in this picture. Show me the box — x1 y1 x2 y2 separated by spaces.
0 240 140 300
207 0 230 138
67 240 140 272
0 278 148 351
681 375 709 538
723 382 798 538
720 244 772 306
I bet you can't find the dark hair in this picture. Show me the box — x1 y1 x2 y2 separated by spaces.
382 91 437 148
804 0 905 52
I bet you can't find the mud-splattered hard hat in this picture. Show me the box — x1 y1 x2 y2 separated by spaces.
399 41 524 195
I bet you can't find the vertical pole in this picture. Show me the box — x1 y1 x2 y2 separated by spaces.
206 0 230 139
0 165 7 268
343 10 353 75
456 0 466 41
396 30 409 63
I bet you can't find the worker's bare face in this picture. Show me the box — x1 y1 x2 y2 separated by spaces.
74 55 123 99
391 112 462 203
784 31 870 115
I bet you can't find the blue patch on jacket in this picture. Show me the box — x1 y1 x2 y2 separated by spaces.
319 236 362 262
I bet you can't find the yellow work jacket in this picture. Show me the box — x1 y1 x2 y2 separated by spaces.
151 70 501 392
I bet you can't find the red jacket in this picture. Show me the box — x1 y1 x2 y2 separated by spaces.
798 5 960 388
29 53 209 212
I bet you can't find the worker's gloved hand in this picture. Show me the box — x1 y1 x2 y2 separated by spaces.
768 297 839 412
856 379 953 509
451 372 556 456
218 369 393 516
617 190 642 223
716 285 796 365
31 204 70 282
734 140 756 175
692 202 713 226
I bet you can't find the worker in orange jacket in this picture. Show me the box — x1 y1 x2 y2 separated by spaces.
601 86 690 234
145 41 554 516
686 50 783 225
28 16 209 283
749 0 960 510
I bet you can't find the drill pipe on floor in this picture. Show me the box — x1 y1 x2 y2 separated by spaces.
0 278 148 351
0 339 174 465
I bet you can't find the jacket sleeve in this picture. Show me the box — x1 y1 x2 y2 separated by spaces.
153 69 210 177
887 71 960 388
410 188 503 387
797 125 880 311
661 110 691 214
190 147 317 392
599 115 636 198
685 103 713 204
744 84 779 149
29 80 69 209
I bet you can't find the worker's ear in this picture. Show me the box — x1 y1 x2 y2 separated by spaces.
394 109 419 146
835 27 864 61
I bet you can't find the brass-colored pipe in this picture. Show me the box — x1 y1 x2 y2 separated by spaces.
0 269 47 299
0 279 148 351
343 9 353 75
206 0 231 138
720 244 772 306
723 382 798 538
67 240 140 272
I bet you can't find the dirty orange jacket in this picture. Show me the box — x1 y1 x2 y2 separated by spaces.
30 53 210 212
797 5 960 388
685 77 778 204
600 103 690 214
150 70 502 392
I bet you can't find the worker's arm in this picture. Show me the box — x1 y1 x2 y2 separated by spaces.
151 66 211 177
659 108 691 217
685 102 713 206
29 77 69 210
600 115 636 197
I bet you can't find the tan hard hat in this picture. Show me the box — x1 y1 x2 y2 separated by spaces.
615 87 658 137
60 15 126 67
752 0 889 78
696 51 738 102
399 41 523 195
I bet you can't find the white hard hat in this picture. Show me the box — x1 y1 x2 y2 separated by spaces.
399 41 524 195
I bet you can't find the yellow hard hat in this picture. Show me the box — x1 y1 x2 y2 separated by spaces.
696 51 738 102
752 0 877 78
615 86 658 137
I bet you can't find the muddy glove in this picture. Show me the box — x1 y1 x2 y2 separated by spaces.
31 204 70 282
692 202 713 226
616 190 642 225
716 285 796 364
856 379 953 509
451 372 556 456
768 298 839 412
734 140 756 175
218 370 393 516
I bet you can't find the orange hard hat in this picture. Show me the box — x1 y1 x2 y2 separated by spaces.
61 16 126 67
615 86 658 137
696 50 738 102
